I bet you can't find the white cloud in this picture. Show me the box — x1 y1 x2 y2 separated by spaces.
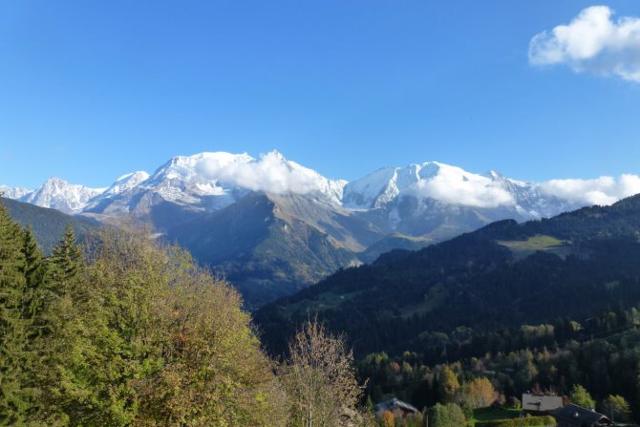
529 5 640 82
166 153 640 210
196 151 343 199
411 164 516 209
540 174 640 205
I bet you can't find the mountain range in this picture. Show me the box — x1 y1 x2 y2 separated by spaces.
2 151 636 307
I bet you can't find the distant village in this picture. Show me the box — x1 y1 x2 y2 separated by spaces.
371 392 638 427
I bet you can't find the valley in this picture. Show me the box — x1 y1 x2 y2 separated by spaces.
5 2 640 425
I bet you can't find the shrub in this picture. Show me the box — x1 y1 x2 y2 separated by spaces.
477 415 556 427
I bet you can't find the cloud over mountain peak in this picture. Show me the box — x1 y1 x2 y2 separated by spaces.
195 150 346 201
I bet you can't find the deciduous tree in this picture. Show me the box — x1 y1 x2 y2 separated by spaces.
570 384 595 409
601 394 630 422
437 366 460 403
428 403 466 427
457 377 496 409
282 319 363 427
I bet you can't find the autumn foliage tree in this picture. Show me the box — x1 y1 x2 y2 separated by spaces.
282 319 363 427
457 377 496 409
381 410 395 427
437 366 460 403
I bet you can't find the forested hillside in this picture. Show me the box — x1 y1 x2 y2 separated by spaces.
256 195 640 357
0 200 371 426
0 196 98 253
358 305 640 419
253 194 640 423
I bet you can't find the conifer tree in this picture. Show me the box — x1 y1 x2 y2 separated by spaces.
20 229 42 286
19 228 45 320
48 225 82 293
0 202 30 424
38 225 89 425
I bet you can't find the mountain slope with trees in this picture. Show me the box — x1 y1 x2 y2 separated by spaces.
166 192 377 308
0 196 98 253
255 194 640 357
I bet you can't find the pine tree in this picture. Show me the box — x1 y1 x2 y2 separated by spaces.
48 226 82 292
20 229 41 285
20 227 76 424
19 228 45 319
38 225 87 425
0 202 31 424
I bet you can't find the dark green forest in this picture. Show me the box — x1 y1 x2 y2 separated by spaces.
1 197 98 254
256 195 640 356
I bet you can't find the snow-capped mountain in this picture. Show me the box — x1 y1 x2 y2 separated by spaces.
84 171 151 211
19 178 106 214
343 161 581 219
142 151 346 207
142 152 254 207
0 185 33 200
82 151 347 216
3 151 636 227
103 171 151 196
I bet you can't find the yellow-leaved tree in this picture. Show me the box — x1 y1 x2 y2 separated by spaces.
44 228 289 426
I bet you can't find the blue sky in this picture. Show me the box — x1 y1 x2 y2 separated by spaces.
1 0 639 188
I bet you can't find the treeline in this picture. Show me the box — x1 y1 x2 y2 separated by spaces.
0 202 372 426
358 305 640 423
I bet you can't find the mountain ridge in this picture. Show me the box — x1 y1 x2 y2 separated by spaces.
5 151 634 217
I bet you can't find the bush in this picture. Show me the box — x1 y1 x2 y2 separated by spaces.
429 403 466 427
477 415 556 427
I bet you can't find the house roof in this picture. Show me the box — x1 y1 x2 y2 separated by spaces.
374 398 419 414
552 404 611 425
522 393 564 411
